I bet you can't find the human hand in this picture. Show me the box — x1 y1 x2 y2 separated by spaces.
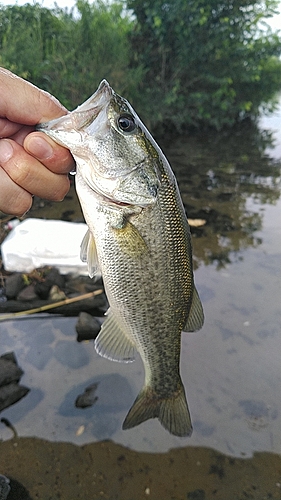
0 68 75 216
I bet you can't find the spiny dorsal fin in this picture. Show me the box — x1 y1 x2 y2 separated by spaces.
183 287 204 332
80 229 99 278
95 309 136 363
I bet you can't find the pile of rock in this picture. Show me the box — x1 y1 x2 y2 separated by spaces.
0 266 107 318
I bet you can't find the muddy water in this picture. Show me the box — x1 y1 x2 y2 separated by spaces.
0 119 280 499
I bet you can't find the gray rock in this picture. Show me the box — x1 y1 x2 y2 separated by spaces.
5 273 25 299
0 383 30 412
0 352 17 364
4 477 32 500
0 352 30 412
0 475 10 500
0 353 23 387
17 284 38 301
34 267 65 299
76 312 101 342
75 382 99 408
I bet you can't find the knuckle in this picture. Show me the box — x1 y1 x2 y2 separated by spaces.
1 191 32 216
11 160 31 185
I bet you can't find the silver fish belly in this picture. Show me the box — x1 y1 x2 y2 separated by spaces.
38 80 204 437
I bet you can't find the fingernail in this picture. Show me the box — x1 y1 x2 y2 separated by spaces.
25 136 53 160
0 140 13 163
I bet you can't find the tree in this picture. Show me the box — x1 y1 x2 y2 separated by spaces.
0 3 65 85
126 0 281 130
0 1 142 110
0 0 281 130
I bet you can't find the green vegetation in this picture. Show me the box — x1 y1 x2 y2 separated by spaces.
0 1 140 109
0 0 281 131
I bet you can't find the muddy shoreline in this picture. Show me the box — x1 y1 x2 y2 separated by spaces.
0 437 281 500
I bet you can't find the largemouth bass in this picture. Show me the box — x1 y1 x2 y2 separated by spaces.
38 81 204 437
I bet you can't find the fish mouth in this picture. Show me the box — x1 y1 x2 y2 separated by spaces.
37 79 113 139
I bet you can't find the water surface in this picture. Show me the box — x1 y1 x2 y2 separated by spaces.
0 117 280 498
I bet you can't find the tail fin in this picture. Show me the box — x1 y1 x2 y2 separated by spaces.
122 383 192 437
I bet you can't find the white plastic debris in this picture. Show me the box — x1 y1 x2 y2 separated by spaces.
1 218 89 275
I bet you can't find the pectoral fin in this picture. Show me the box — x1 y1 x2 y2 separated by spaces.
95 309 136 362
80 229 100 278
183 287 204 332
112 221 147 257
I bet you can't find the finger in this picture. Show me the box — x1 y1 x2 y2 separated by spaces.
0 167 32 216
0 117 23 138
24 132 75 174
8 125 34 146
0 68 68 124
0 139 70 201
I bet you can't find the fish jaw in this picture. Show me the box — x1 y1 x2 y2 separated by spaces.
37 80 112 150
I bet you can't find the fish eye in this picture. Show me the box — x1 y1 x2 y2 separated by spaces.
117 114 136 133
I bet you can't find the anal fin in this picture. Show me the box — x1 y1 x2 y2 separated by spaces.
95 309 136 363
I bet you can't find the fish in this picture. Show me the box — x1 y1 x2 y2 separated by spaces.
38 80 204 437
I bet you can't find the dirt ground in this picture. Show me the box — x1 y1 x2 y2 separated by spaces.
0 437 280 500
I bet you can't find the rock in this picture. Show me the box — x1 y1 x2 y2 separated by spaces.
0 475 10 500
75 382 99 408
65 275 103 294
0 353 30 412
75 312 101 342
5 273 25 299
0 352 17 364
0 353 23 387
34 267 65 299
0 286 7 303
48 285 66 301
0 382 30 412
17 284 38 302
4 477 32 500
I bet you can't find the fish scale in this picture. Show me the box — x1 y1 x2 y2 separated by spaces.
38 80 204 436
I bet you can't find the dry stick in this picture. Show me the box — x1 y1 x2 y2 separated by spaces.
0 289 103 321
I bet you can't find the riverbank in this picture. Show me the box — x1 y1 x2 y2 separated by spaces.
1 436 281 500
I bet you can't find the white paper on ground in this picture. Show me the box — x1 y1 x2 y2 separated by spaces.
1 218 89 275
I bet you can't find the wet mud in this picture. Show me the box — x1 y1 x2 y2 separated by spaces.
0 437 281 500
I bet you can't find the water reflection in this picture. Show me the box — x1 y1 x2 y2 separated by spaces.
160 121 281 268
0 120 279 451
